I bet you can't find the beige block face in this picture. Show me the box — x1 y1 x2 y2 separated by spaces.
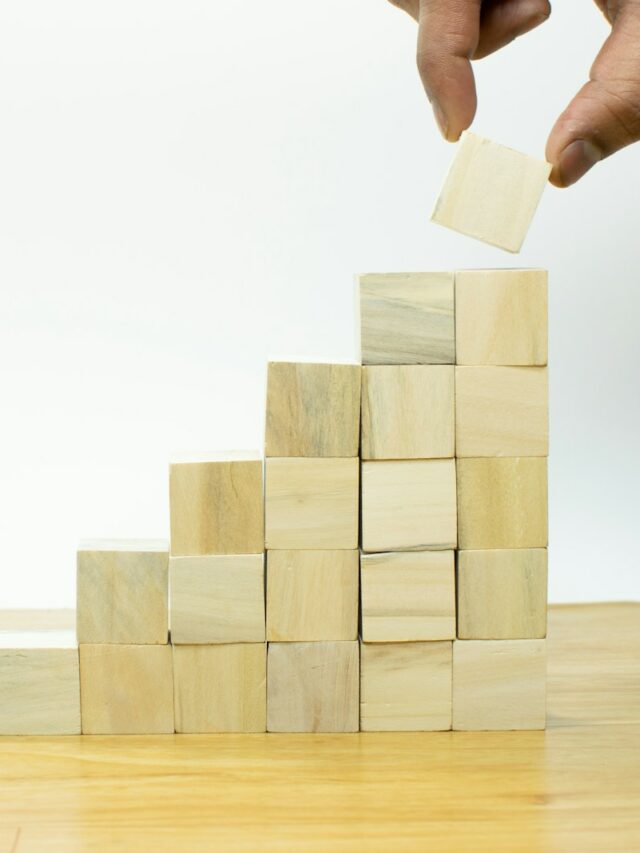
265 362 361 457
266 550 358 641
170 554 265 645
359 272 455 365
361 366 455 460
79 644 174 734
453 639 546 730
455 269 548 365
361 551 455 642
267 641 359 732
173 644 266 733
455 366 549 457
169 455 264 556
431 133 551 253
360 641 452 731
76 541 168 644
265 458 359 549
457 549 548 640
457 457 548 550
361 459 457 552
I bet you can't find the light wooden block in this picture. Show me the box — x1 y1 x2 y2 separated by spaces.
266 550 358 641
79 644 174 734
455 269 548 365
359 272 455 365
361 366 454 460
457 457 548 550
0 631 80 734
265 457 359 549
173 643 266 733
455 366 549 457
267 641 359 732
431 132 551 253
361 459 457 552
360 551 455 642
77 539 168 644
453 639 546 730
360 641 452 731
265 361 361 457
169 452 263 556
170 554 265 644
457 549 548 640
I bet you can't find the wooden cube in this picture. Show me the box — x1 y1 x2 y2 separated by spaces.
265 457 359 549
455 269 548 365
266 550 358 641
77 539 168 644
359 272 455 365
361 551 455 642
453 639 546 730
265 361 361 457
361 366 454 460
455 366 549 457
173 643 266 733
457 549 548 639
170 554 265 644
360 641 452 731
169 452 263 556
0 631 80 734
79 644 174 734
457 457 548 549
267 641 359 732
361 459 457 552
431 132 551 253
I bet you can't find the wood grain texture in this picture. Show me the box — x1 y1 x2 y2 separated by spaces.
359 272 455 365
361 459 457 552
455 268 548 365
457 549 548 639
360 641 452 731
173 643 266 733
361 365 454 460
453 639 547 730
170 554 265 645
457 457 548 550
267 641 359 732
266 550 358 641
431 132 551 253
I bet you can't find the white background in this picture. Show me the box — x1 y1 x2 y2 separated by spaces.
0 2 637 607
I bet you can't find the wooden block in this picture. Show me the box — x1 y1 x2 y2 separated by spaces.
173 643 266 733
266 550 358 641
455 269 548 365
431 132 551 253
79 644 174 734
457 549 548 639
457 457 548 549
77 539 168 644
361 366 454 460
267 641 359 732
170 554 265 644
169 452 263 556
360 551 455 642
0 631 80 734
265 458 359 549
453 639 546 730
360 641 452 731
265 361 361 457
455 366 549 457
359 272 455 365
361 459 457 552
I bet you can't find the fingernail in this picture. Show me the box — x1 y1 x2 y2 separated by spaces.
556 139 602 187
432 101 449 140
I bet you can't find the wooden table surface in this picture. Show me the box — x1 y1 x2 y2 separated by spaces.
1 603 639 852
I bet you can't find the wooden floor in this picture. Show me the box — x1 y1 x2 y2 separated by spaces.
1 603 639 852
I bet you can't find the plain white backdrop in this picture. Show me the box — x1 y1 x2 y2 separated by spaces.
0 2 638 607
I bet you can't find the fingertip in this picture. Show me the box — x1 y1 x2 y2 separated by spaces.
548 139 603 188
